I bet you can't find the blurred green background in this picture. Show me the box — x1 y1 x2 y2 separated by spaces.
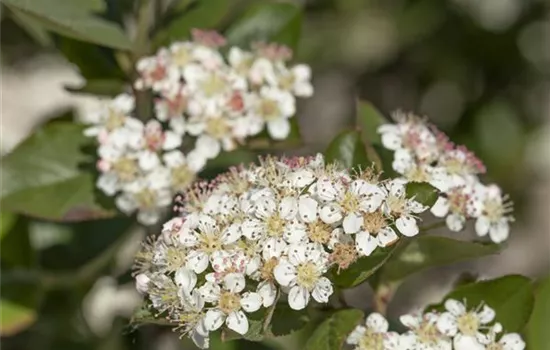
1 0 549 349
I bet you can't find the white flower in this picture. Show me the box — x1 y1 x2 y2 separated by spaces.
273 243 332 310
473 184 513 243
478 323 525 350
83 93 135 138
430 185 476 232
383 179 426 237
178 290 210 349
436 299 495 349
163 150 205 192
346 313 401 350
400 312 452 350
251 86 296 140
178 215 241 273
202 273 261 335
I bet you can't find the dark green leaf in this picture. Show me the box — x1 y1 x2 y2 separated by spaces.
225 3 302 51
356 101 386 145
270 303 309 337
65 79 127 97
0 121 116 222
380 236 500 282
405 182 439 207
2 0 132 50
429 275 534 333
332 245 398 288
305 309 363 350
56 37 126 80
526 276 550 350
0 216 35 268
222 310 265 342
325 130 370 170
0 212 16 241
155 0 229 47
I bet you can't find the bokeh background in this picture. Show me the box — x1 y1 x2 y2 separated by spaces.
1 0 549 349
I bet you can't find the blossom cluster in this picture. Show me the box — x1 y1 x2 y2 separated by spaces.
378 113 514 243
82 30 313 225
347 299 525 350
133 154 428 348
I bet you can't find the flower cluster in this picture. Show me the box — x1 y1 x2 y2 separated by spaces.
378 113 514 243
82 30 313 225
133 154 428 348
347 299 525 350
135 29 313 160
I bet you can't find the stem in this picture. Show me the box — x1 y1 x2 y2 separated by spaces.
372 282 396 316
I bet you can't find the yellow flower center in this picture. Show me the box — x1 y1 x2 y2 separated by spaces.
201 74 226 97
416 321 441 345
259 99 280 121
171 165 195 191
198 232 223 254
385 195 407 216
218 291 241 314
358 331 385 350
330 243 358 271
205 117 231 140
405 165 430 183
112 157 139 182
341 192 360 213
172 47 192 67
106 109 126 131
260 257 279 281
457 312 479 337
135 189 157 209
165 246 187 272
307 221 332 244
363 211 388 234
266 214 285 237
296 262 320 290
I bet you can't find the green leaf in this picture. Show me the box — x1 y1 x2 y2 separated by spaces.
356 101 386 145
2 0 132 50
430 275 534 333
0 216 35 268
225 3 302 51
0 298 37 337
222 310 265 342
380 237 500 282
155 0 229 46
9 7 52 46
270 303 309 337
325 130 370 170
332 246 398 288
405 182 439 207
0 212 16 241
65 79 127 97
56 37 126 80
305 309 363 350
0 121 116 222
526 276 550 350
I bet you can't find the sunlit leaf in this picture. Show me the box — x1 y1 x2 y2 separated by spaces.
526 276 550 350
405 182 439 207
356 101 386 145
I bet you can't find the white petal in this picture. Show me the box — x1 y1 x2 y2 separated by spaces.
381 130 402 150
175 267 197 292
489 219 509 243
226 311 249 335
262 237 287 259
454 334 485 350
355 232 378 256
346 325 366 345
241 219 263 240
366 312 389 333
135 274 150 294
283 222 307 244
446 213 466 232
289 169 315 188
186 251 209 273
298 196 318 223
288 285 310 310
240 292 262 312
478 304 495 324
288 244 307 265
258 282 277 307
162 131 182 150
475 216 491 237
320 204 343 224
223 273 246 293
436 312 458 336
500 333 525 350
198 282 220 303
396 216 419 237
343 212 363 234
221 223 241 244
445 299 466 316
311 277 333 303
196 135 221 159
139 151 160 171
267 118 290 140
191 329 210 349
273 260 296 287
204 309 225 331
399 314 420 329
279 197 298 220
377 227 399 247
